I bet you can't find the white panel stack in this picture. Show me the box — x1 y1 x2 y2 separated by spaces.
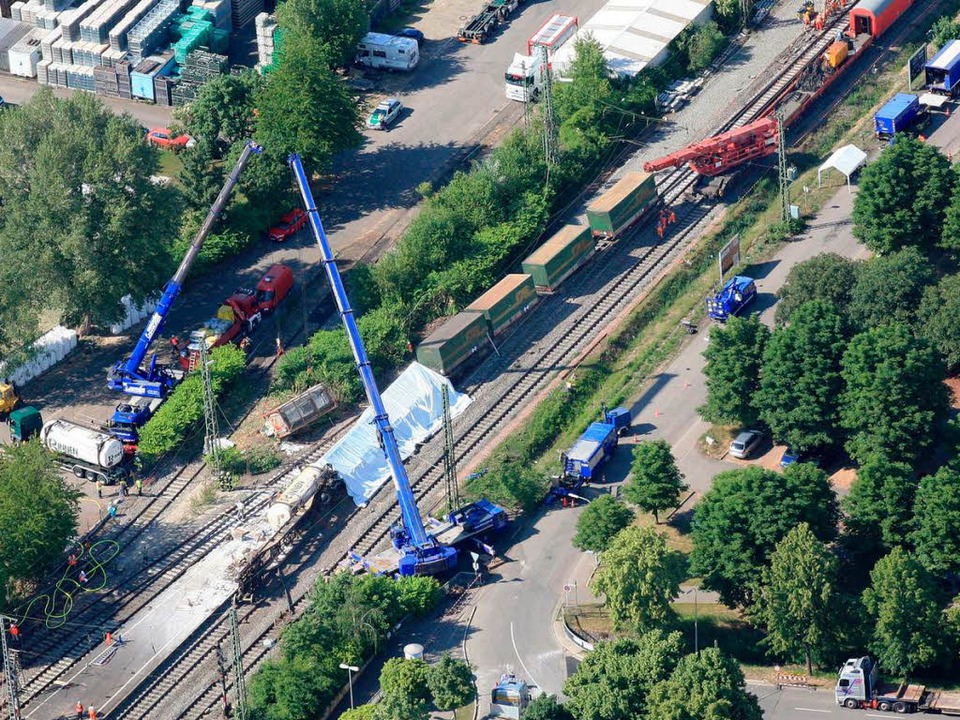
109 0 157 52
193 0 229 30
109 294 159 334
0 326 79 388
254 11 275 69
8 27 43 76
60 0 106 42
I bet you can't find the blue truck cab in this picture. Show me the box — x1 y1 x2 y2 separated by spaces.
874 93 921 141
108 396 162 443
706 275 757 322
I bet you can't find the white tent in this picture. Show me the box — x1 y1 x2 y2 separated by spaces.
818 144 867 192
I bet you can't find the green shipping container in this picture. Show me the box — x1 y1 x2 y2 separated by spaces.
416 310 492 376
522 224 595 292
586 171 658 238
467 274 539 336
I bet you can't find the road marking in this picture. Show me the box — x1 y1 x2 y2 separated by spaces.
795 708 832 713
510 621 542 691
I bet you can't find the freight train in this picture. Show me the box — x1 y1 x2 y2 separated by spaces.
416 172 660 378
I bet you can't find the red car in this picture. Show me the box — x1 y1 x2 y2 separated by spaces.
146 127 195 150
268 208 308 242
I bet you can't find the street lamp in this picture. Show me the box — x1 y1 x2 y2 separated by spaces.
339 663 360 710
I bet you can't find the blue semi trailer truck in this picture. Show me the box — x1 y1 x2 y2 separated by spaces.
874 93 921 140
926 39 960 96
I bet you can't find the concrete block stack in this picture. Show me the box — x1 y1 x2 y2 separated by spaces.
254 11 274 69
108 0 158 52
92 56 131 95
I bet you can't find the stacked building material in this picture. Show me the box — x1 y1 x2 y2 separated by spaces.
8 25 42 75
60 0 107 42
92 57 130 95
154 73 174 105
171 5 211 63
108 0 157 51
66 64 94 90
229 0 261 30
192 0 229 30
11 0 42 24
73 41 108 65
80 0 138 43
254 11 275 69
126 0 176 61
170 47 225 105
0 17 32 71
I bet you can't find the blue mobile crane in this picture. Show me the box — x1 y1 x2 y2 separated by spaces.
107 141 263 399
289 154 459 577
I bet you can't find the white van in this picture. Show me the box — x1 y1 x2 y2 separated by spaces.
355 32 419 71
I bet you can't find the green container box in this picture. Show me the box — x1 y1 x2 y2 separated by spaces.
586 171 658 238
467 273 539 336
522 224 595 292
416 311 491 376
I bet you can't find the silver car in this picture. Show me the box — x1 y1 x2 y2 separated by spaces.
729 430 763 459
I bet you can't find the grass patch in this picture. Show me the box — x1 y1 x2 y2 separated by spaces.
633 512 694 555
190 480 219 512
454 700 475 720
699 424 737 459
157 150 184 183
674 602 767 664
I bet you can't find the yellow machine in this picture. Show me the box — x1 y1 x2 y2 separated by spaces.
797 1 818 25
0 382 20 416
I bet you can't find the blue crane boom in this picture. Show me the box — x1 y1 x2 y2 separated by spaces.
289 154 457 577
108 141 263 398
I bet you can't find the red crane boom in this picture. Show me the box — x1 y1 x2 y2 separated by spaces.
643 116 779 176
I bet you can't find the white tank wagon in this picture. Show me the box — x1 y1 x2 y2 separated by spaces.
266 464 340 531
40 419 129 483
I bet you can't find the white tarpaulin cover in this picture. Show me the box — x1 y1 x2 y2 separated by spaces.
818 144 867 191
320 362 472 504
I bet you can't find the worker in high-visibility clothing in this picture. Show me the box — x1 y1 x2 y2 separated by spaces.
88 706 97 720
75 701 84 720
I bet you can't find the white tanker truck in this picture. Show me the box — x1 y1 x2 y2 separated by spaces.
266 464 340 531
40 418 131 485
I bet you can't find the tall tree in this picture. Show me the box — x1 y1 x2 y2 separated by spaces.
690 464 839 607
523 695 573 720
839 323 949 466
775 253 858 326
699 314 770 426
0 441 80 606
755 300 847 453
862 548 947 676
276 0 370 68
592 526 683 632
572 495 634 553
553 38 616 154
377 658 432 720
563 631 685 720
848 248 935 331
623 440 688 522
911 467 960 576
750 523 839 676
178 138 224 210
852 137 954 254
645 647 763 720
918 272 960 371
427 655 474 712
843 456 916 562
175 71 263 151
0 89 178 330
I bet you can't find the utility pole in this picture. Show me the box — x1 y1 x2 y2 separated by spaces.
230 600 248 720
216 643 229 716
199 340 226 488
521 60 533 130
442 385 459 511
0 617 21 720
776 106 790 223
538 44 558 176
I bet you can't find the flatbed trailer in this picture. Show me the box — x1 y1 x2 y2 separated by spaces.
836 657 960 714
457 0 520 43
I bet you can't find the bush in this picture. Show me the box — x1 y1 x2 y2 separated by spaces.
138 345 247 465
676 22 727 73
211 445 282 476
171 212 254 277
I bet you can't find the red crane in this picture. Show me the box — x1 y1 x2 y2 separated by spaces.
643 116 779 176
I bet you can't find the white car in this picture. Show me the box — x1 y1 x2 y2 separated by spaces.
367 98 403 130
729 429 763 459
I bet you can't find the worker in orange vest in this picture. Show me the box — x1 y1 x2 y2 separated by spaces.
75 701 84 720
88 706 97 720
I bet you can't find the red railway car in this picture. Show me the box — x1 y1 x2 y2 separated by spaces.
848 0 914 39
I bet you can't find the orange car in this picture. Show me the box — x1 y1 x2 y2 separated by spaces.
146 127 195 150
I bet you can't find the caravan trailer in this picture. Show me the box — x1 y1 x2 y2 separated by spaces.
356 32 419 71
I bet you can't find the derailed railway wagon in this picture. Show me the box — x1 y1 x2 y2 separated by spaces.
521 224 595 293
586 171 659 240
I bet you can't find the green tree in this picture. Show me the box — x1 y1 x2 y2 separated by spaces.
592 525 683 632
843 456 916 561
862 548 947 676
623 439 688 522
554 38 616 155
377 658 432 720
563 631 685 720
427 655 474 711
918 272 960 370
676 21 726 72
911 467 960 576
523 695 574 720
848 249 935 331
175 71 262 150
0 88 178 330
839 323 948 466
276 0 369 68
572 495 634 552
690 464 839 607
255 30 362 175
775 253 858 326
755 300 847 453
750 523 839 676
0 441 80 605
713 0 747 32
645 647 763 720
247 654 337 720
178 138 224 210
341 706 377 720
931 16 960 51
699 314 770 426
852 137 954 254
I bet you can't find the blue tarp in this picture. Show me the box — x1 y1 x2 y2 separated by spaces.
318 362 472 505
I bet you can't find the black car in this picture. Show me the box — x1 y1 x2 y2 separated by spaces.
395 27 424 45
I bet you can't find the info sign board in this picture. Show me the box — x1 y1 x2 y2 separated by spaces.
718 234 741 283
908 45 927 90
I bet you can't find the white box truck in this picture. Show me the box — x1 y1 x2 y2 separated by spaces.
356 32 419 71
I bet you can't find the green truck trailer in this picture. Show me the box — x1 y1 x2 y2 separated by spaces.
586 171 659 239
467 274 539 336
522 224 595 293
416 310 492 377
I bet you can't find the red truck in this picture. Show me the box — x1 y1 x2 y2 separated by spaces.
179 291 262 371
255 264 294 313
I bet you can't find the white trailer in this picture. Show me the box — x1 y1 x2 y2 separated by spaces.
355 32 419 71
40 419 129 484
